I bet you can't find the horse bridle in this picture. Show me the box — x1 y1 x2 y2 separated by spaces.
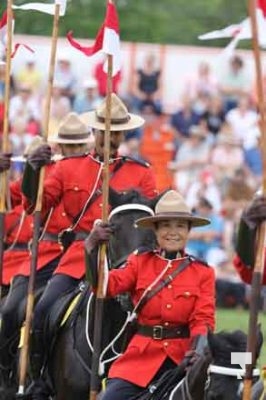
108 203 155 269
108 203 155 221
171 365 261 400
203 365 261 400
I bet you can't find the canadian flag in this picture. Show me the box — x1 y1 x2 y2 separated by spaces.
199 0 266 50
67 0 121 76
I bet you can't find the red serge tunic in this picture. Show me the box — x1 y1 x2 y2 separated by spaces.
3 204 33 285
3 180 33 285
233 254 266 285
23 154 157 279
107 251 216 387
18 163 74 277
17 201 72 276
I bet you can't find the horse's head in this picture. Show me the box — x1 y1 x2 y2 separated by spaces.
108 188 164 268
205 328 263 400
186 348 212 399
168 347 211 400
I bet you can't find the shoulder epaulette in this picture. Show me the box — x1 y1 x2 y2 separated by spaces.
188 255 210 267
122 156 150 168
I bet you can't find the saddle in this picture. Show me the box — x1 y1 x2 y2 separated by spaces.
44 283 87 346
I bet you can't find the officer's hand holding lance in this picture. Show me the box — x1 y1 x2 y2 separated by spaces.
27 144 52 171
236 195 266 268
85 222 114 254
0 153 12 173
241 195 266 230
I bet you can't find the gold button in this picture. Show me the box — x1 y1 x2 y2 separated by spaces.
168 284 172 289
184 291 191 297
74 186 79 191
164 342 169 347
166 304 172 309
164 321 169 326
62 212 66 217
99 203 103 207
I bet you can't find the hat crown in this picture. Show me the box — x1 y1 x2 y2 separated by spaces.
155 190 191 215
58 112 88 136
96 93 129 122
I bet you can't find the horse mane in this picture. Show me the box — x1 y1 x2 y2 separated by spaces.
209 329 263 368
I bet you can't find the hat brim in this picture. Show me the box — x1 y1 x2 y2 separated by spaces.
48 136 90 144
135 213 210 229
80 111 145 131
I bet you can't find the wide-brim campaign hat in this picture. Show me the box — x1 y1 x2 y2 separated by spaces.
135 190 210 229
49 112 91 144
80 93 145 131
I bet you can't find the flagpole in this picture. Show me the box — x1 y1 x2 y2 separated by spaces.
89 51 113 400
242 1 266 399
16 3 61 396
0 2 13 299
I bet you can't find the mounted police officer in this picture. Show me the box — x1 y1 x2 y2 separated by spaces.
85 190 215 400
21 93 158 399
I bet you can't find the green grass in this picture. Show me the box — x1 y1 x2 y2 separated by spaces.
216 308 266 368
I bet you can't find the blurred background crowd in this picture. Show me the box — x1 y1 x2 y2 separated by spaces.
0 50 264 310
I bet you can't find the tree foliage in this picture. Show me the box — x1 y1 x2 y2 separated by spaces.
6 0 249 47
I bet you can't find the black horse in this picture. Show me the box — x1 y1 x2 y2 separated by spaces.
205 329 264 400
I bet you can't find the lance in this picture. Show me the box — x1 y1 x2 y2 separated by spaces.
242 0 266 399
89 53 113 400
17 2 61 396
0 1 13 299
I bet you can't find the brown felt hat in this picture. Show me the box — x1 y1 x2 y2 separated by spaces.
135 190 210 229
80 93 144 131
49 112 91 144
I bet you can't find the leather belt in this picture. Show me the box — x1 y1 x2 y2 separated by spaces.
41 231 89 242
137 324 190 340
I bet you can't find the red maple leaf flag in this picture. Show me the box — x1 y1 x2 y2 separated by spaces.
67 0 121 76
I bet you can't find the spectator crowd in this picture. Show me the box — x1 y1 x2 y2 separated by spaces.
0 51 264 310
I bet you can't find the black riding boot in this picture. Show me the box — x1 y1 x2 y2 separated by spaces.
18 330 50 400
0 328 18 390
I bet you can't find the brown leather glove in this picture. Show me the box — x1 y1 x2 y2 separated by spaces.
27 144 52 170
85 222 114 253
241 195 266 229
0 153 12 173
